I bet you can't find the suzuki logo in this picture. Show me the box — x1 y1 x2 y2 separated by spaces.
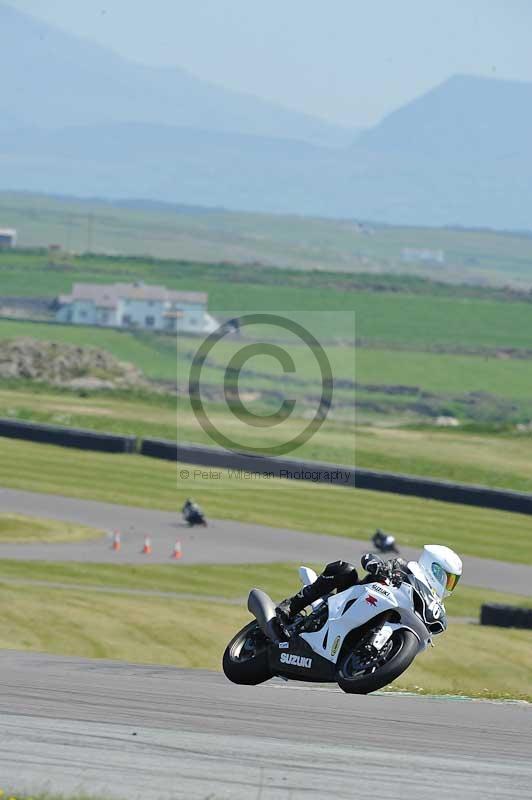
280 653 312 668
365 595 378 606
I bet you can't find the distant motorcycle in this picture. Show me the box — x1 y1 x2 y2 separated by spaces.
182 502 207 527
223 560 452 694
372 529 399 554
185 508 207 527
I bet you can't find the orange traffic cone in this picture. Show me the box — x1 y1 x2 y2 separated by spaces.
112 531 121 552
171 539 182 560
142 536 152 555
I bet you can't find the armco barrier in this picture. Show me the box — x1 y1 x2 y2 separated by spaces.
138 439 532 515
0 418 136 454
480 603 532 630
140 438 178 461
352 468 532 514
142 440 357 485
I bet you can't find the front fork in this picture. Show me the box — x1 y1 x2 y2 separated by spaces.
366 611 395 651
369 614 431 653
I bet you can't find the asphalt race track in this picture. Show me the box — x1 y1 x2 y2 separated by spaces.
0 650 529 800
1 487 531 595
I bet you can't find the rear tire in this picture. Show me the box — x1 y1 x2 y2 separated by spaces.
337 629 418 694
222 621 273 685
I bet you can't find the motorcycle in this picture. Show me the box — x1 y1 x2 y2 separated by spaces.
183 507 207 527
372 529 399 554
223 565 446 694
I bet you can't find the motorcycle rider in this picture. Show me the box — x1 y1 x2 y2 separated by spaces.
182 498 203 522
276 545 462 625
372 528 398 554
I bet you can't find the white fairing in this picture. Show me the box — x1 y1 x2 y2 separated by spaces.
298 574 431 665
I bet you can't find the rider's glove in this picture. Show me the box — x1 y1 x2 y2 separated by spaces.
388 557 408 587
389 569 403 587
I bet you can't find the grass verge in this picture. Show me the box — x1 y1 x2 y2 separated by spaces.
0 796 106 800
0 560 530 619
0 583 248 670
392 624 532 702
0 513 103 544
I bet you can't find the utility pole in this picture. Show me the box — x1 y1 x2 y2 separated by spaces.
87 213 94 253
65 214 73 252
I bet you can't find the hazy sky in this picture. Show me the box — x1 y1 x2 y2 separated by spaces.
9 0 532 127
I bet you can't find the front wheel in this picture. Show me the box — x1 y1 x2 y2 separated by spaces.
222 621 273 685
337 629 418 694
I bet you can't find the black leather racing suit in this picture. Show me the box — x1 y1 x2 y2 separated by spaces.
277 553 410 620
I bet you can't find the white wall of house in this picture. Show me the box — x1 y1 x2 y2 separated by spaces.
55 305 72 323
56 301 117 326
175 302 209 332
56 297 214 333
97 307 118 326
118 298 163 329
117 299 208 331
55 299 97 325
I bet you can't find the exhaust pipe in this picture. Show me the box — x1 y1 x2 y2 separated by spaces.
248 588 280 643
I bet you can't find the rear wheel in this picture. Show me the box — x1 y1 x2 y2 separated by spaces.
222 621 273 685
337 629 418 694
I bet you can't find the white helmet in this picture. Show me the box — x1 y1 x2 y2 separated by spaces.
411 545 462 600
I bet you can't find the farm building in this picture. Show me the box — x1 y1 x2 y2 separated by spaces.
56 282 218 334
401 248 445 265
0 228 17 248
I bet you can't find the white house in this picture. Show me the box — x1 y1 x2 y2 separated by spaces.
56 282 218 334
401 248 445 265
0 228 17 248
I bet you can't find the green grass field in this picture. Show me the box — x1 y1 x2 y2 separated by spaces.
3 316 532 426
3 253 532 350
2 315 532 401
3 241 532 430
179 332 532 401
0 438 531 565
392 624 532 701
0 582 246 669
3 191 532 286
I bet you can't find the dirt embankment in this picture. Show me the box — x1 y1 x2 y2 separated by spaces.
0 338 150 391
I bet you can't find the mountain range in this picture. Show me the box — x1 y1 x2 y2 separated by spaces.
1 2 531 229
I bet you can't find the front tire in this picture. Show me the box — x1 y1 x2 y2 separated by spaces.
222 621 273 685
337 629 418 694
